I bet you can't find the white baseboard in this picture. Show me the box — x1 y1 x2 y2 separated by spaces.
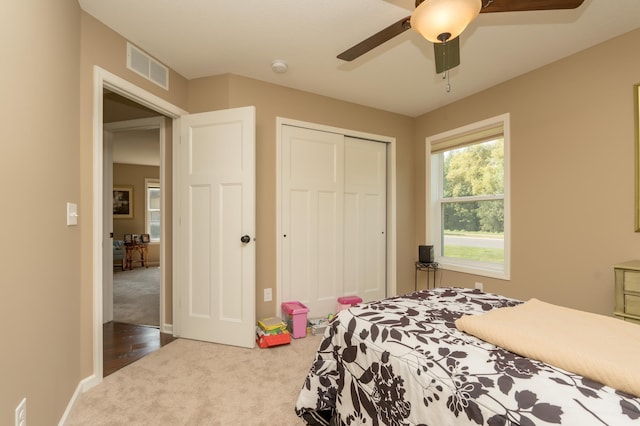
58 374 101 425
162 323 173 335
60 321 173 425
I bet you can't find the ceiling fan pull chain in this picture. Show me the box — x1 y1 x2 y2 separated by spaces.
440 37 451 92
445 70 452 93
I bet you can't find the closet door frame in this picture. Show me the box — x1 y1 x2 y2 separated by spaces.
275 117 397 313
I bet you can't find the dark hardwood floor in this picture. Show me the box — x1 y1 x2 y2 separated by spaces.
103 322 177 377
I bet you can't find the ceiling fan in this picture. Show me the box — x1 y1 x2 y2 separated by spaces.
337 0 586 73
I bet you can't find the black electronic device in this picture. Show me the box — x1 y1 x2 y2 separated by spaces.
419 245 434 264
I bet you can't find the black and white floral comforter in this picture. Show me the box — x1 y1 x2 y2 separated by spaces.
295 287 640 425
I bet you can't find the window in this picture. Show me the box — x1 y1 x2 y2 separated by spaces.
145 178 161 242
428 114 510 280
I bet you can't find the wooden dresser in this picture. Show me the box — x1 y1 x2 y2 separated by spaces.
614 260 640 324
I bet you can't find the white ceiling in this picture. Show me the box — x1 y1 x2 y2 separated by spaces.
79 0 640 117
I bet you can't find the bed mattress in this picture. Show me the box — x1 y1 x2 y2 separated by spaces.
295 287 640 425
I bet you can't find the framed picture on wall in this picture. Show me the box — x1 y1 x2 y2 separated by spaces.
113 186 133 219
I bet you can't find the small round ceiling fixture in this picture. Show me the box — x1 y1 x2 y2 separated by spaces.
271 60 288 74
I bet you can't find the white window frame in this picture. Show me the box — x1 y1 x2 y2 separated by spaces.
427 113 511 280
145 178 161 243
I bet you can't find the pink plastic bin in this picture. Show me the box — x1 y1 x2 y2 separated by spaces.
281 301 309 338
337 295 362 312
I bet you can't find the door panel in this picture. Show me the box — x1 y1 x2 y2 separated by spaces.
189 185 212 317
219 183 244 321
344 137 387 302
282 126 344 316
177 107 255 348
317 190 340 302
288 189 311 303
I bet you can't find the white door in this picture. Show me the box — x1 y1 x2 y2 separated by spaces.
281 125 344 316
343 137 387 302
281 126 387 317
175 106 255 348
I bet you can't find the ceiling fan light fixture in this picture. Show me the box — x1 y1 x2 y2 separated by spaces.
410 0 481 43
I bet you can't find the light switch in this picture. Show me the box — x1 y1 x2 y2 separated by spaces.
67 202 78 226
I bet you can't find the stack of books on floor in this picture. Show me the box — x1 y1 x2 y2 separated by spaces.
256 317 291 348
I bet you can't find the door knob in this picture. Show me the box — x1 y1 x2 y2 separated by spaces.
240 235 251 243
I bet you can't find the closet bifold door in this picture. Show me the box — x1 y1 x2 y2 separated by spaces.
281 126 387 317
282 125 344 316
343 137 387 303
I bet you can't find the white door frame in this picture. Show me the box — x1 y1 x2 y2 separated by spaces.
275 117 398 311
86 66 187 391
103 129 114 323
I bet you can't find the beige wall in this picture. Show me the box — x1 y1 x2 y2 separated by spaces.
414 28 640 316
188 74 417 320
4 3 635 423
0 1 81 424
113 163 161 264
79 11 189 380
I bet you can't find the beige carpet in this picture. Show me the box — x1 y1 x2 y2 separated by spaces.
66 334 323 425
113 267 160 327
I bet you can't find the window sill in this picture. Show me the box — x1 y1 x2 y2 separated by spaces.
436 258 510 281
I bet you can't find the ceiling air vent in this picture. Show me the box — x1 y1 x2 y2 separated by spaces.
127 43 169 90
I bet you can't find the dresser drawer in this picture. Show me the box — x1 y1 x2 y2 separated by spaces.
623 270 640 293
625 316 640 325
625 294 640 316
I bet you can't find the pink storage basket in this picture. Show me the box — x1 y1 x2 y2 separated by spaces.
337 295 362 312
281 301 309 338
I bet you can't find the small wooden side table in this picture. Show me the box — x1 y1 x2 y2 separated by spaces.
124 242 149 270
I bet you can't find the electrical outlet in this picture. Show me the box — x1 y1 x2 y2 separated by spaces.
264 288 272 302
474 282 484 291
15 398 26 426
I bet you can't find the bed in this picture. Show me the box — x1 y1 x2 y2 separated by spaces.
295 287 640 425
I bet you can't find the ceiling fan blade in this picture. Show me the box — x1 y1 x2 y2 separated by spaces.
434 37 460 74
480 0 585 13
337 16 411 61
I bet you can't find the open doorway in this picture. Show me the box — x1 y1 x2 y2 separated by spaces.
102 92 172 375
89 67 188 388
